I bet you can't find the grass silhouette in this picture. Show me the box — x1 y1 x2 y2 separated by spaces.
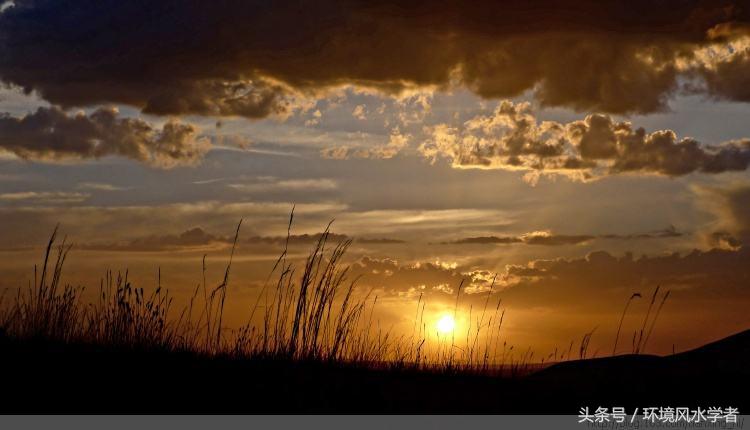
0 217 747 414
0 213 677 374
0 216 527 374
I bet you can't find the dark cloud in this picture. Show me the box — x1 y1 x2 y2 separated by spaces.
140 80 294 119
447 236 523 245
357 238 406 244
600 226 684 240
245 232 350 246
0 107 210 167
82 224 684 253
522 232 595 246
247 233 407 245
445 227 682 246
347 245 750 312
708 231 743 250
1 1 750 116
82 229 358 251
569 115 750 176
421 102 750 179
82 227 225 252
444 233 592 246
500 247 750 310
690 26 750 103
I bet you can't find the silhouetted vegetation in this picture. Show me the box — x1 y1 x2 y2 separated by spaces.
0 215 745 413
0 214 552 375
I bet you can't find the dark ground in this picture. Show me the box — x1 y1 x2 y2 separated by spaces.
1 329 748 413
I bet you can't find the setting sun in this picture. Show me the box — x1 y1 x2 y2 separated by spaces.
436 314 456 335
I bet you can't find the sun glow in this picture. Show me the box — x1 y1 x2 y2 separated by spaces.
436 314 456 335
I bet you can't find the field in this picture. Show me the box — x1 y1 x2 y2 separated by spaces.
0 222 747 413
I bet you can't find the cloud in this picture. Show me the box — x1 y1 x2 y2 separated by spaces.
321 129 410 160
0 202 514 250
80 228 372 252
227 177 338 193
707 231 743 250
0 201 346 249
245 232 349 246
498 247 750 311
2 1 750 115
520 231 595 246
694 184 750 249
304 109 323 127
0 191 89 204
569 115 750 176
81 227 226 252
137 79 299 119
447 236 523 245
76 182 130 191
445 232 595 247
600 226 683 240
418 101 592 178
356 237 406 244
688 30 750 103
0 107 210 167
419 101 750 179
447 226 683 246
79 227 407 252
349 242 750 310
349 256 480 298
352 105 367 120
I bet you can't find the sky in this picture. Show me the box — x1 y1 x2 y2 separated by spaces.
1 0 750 358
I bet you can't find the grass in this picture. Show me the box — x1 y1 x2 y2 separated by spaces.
0 214 674 378
633 285 671 354
612 292 641 355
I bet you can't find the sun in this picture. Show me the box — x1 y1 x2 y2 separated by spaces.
436 314 456 335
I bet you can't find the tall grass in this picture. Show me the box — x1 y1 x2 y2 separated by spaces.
579 327 596 359
0 217 676 375
0 218 447 369
641 290 671 353
612 292 641 356
0 225 82 343
635 285 660 354
633 285 671 354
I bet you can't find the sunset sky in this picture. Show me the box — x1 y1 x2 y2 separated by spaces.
1 0 750 357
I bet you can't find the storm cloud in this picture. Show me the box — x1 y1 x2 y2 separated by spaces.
0 107 210 167
2 1 750 116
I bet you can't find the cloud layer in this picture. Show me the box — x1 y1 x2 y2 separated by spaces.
0 107 210 167
445 227 682 246
498 247 750 311
2 1 750 116
344 246 750 314
695 184 750 249
419 101 750 180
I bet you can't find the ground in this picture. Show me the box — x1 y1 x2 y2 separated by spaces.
1 329 747 413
